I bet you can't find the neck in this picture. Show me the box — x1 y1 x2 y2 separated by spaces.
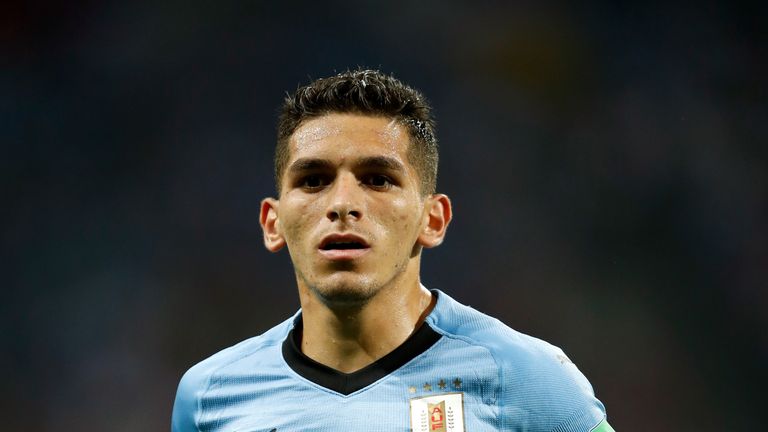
297 268 435 373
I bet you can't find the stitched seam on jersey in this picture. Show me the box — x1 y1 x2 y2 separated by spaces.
426 324 505 430
197 329 290 429
194 371 209 432
550 408 603 432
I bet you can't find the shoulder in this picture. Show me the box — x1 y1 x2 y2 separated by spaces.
170 315 296 432
426 290 573 369
427 290 606 431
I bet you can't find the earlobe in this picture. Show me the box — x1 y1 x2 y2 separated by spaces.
417 194 452 248
260 198 286 252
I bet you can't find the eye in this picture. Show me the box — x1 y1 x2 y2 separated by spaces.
363 174 394 189
299 174 330 190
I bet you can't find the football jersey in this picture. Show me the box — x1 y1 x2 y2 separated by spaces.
172 289 612 431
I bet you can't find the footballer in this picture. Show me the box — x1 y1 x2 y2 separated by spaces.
171 69 614 432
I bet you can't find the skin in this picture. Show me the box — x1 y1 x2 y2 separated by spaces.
260 113 452 373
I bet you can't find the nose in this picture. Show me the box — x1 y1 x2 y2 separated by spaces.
326 173 362 222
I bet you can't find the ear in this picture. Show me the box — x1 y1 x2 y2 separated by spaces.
417 194 452 248
260 197 286 252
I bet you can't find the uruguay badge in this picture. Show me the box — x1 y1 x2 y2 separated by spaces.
409 392 465 432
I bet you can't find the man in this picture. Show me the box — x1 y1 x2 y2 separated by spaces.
172 69 614 431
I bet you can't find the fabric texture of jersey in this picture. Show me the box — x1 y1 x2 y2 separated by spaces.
172 289 608 431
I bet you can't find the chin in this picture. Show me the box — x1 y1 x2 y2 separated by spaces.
309 276 381 308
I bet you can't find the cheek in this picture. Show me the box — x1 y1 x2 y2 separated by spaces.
382 196 422 237
281 198 321 246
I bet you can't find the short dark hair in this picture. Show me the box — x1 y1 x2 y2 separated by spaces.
275 69 438 195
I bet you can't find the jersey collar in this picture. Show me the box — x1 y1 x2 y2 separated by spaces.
282 305 442 395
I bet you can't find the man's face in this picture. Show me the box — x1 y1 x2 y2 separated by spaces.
262 113 433 305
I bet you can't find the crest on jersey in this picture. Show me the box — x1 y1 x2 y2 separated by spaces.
409 392 464 432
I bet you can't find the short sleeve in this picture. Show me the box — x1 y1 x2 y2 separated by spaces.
171 367 205 432
499 345 606 431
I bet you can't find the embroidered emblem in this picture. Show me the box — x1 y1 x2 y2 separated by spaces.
410 392 464 432
428 400 446 432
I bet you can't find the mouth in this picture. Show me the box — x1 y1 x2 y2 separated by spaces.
318 234 370 260
320 241 366 250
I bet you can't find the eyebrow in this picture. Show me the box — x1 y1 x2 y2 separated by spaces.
357 156 406 172
287 158 335 174
287 156 406 174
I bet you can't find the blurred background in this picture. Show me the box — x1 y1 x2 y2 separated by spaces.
3 1 766 430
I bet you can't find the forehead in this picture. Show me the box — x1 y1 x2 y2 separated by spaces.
288 113 410 162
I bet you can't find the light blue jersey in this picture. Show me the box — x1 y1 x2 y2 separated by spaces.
172 290 611 431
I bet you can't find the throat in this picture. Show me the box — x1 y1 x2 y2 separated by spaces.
297 285 437 373
300 314 394 373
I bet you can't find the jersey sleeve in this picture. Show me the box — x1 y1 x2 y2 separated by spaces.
499 343 607 432
171 366 205 432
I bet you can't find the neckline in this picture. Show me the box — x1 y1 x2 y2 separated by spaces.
281 315 442 395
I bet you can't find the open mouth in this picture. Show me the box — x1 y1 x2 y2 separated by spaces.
318 234 370 257
321 241 367 250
